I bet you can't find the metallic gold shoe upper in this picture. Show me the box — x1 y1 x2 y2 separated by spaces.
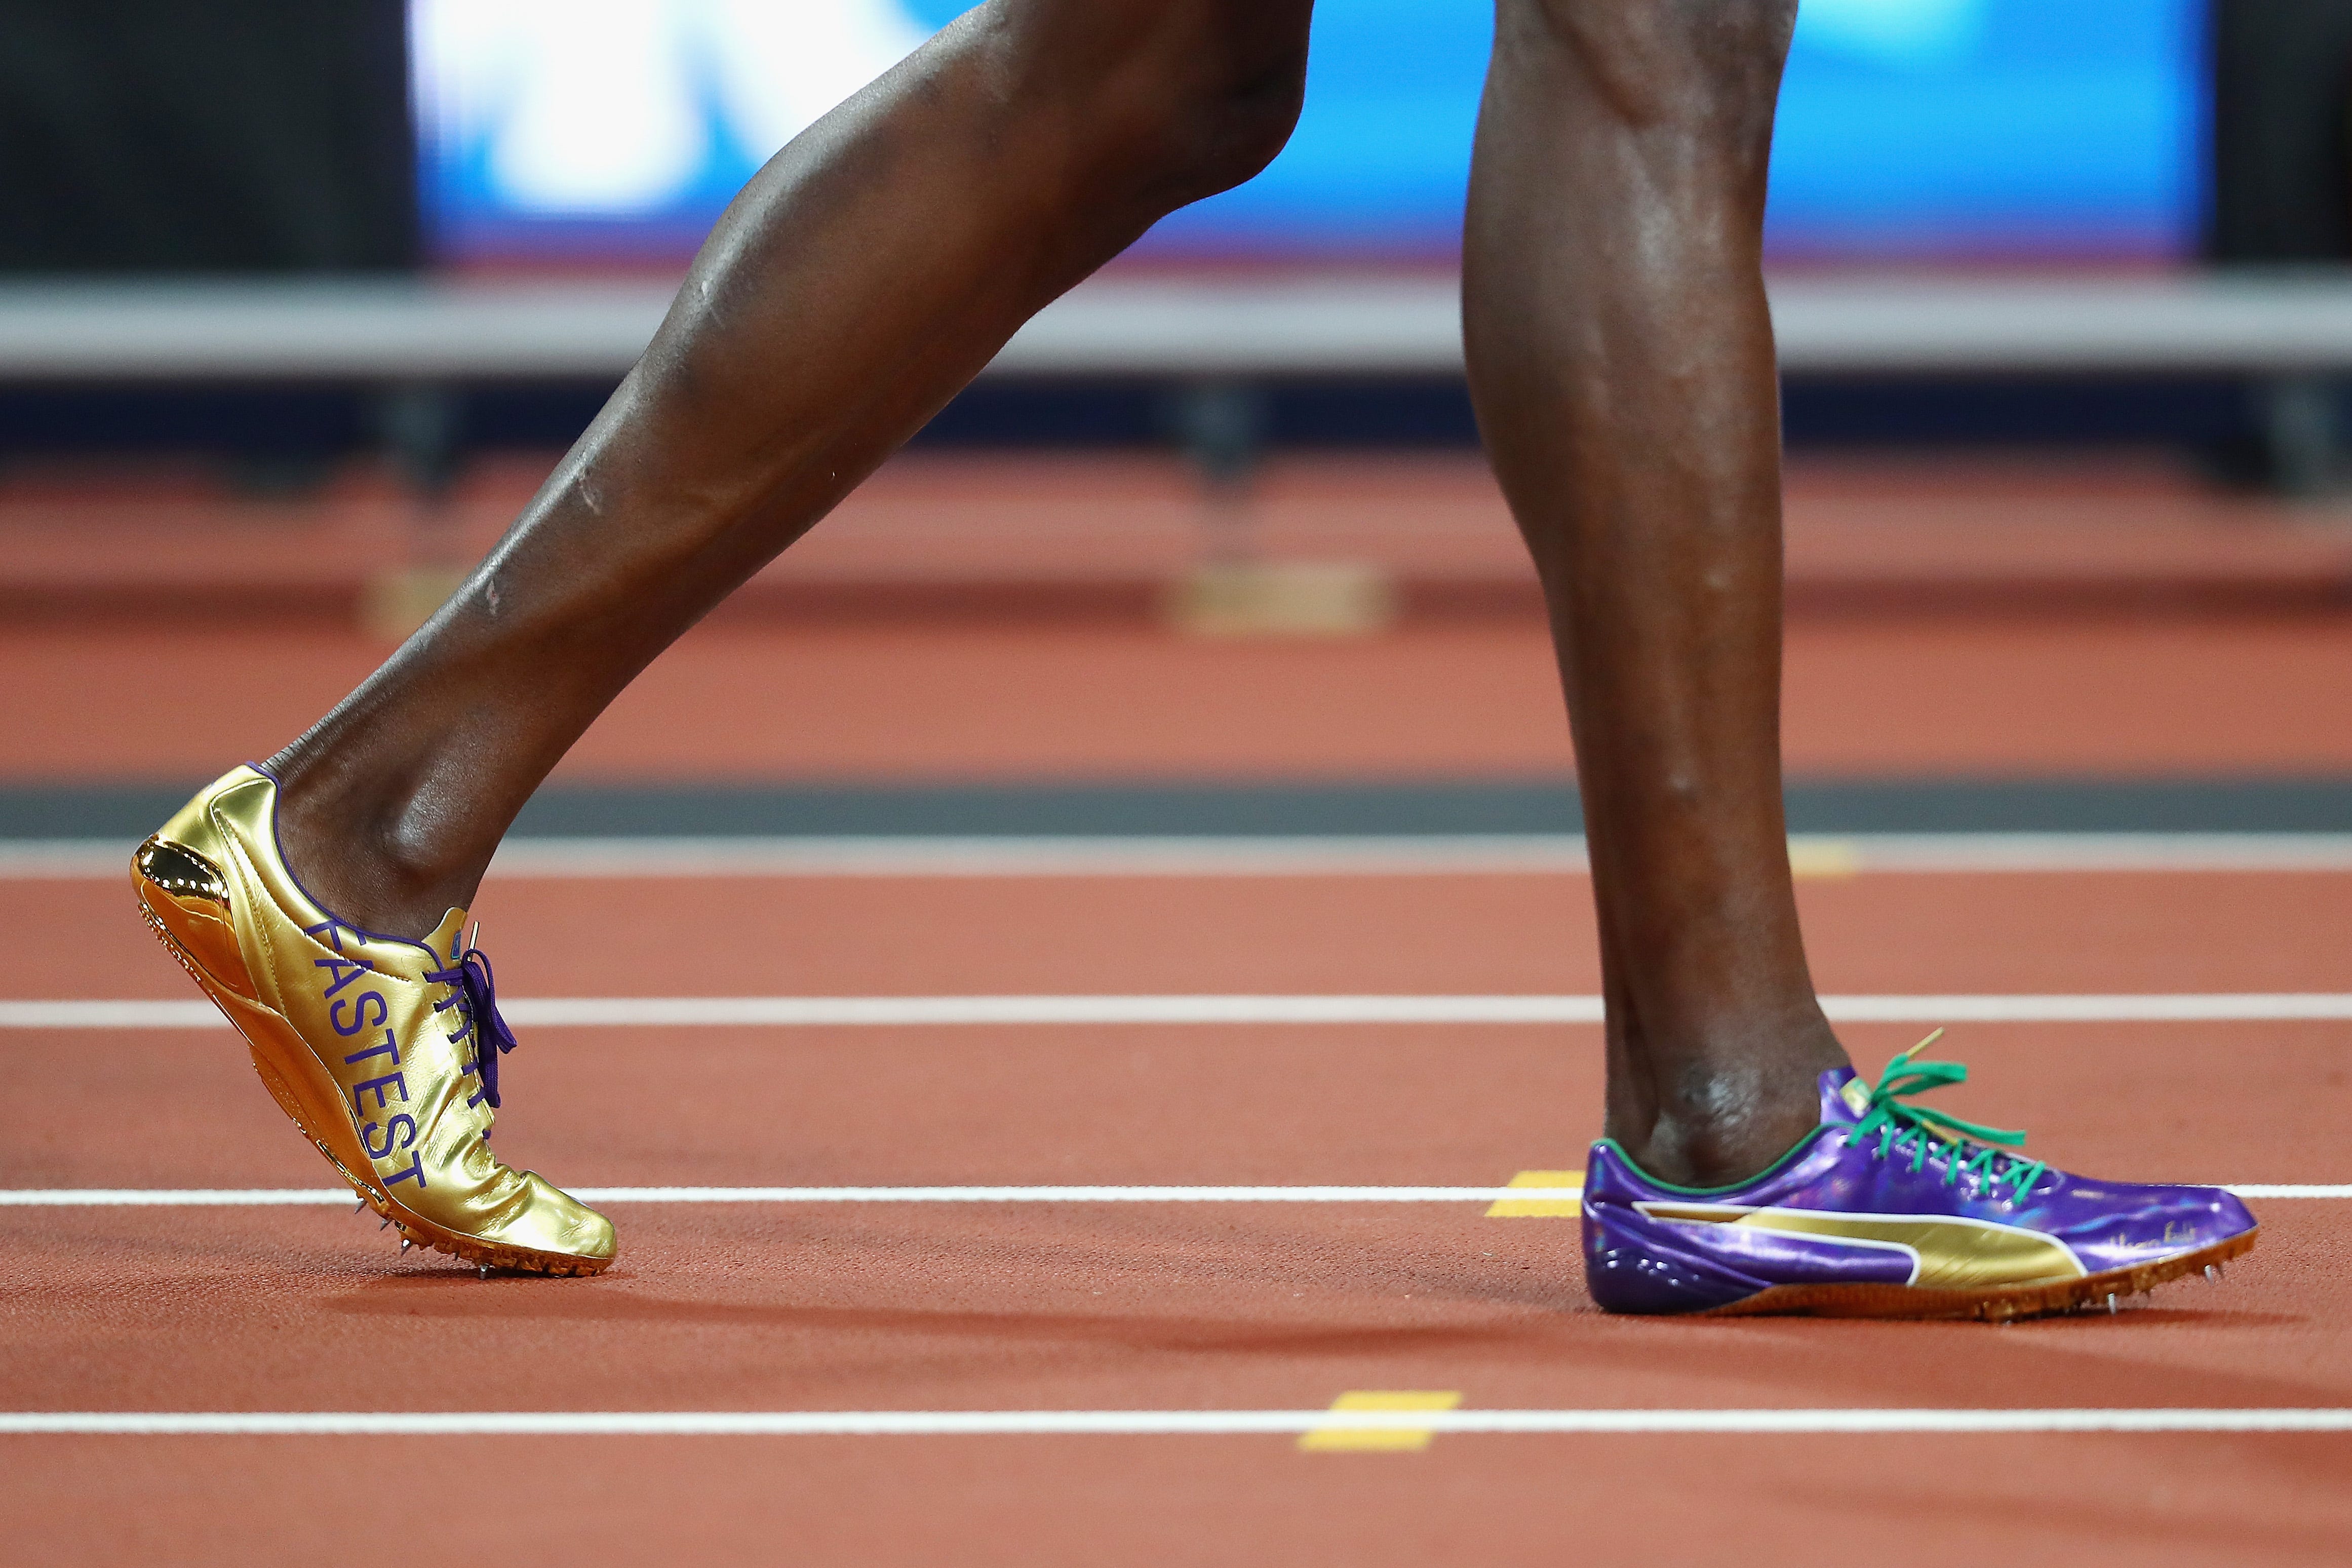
133 765 615 1274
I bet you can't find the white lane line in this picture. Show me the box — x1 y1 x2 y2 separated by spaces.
4 1183 2343 1207
5 1000 223 1028
1808 834 2352 874
486 835 1594 878
12 833 2352 880
4 1408 2349 1436
10 993 2352 1030
1825 995 2352 1023
1 835 1591 881
0 1185 1532 1207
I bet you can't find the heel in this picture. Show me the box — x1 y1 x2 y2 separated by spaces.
132 838 258 1003
1584 1203 1769 1314
134 871 386 1207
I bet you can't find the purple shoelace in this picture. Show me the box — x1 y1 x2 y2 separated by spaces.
426 939 520 1113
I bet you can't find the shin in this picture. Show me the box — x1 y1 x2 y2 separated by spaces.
1463 0 1843 1186
268 0 1314 936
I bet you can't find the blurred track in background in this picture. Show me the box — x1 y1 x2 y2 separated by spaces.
6 449 2352 784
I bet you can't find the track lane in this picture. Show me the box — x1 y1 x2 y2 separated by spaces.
10 869 2352 999
7 1430 2349 1568
9 1020 2349 1190
2 1205 2342 1415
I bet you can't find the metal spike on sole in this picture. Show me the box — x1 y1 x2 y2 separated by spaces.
2206 1264 2221 1283
479 1265 493 1280
353 1198 366 1214
2105 1293 2119 1314
399 1238 412 1255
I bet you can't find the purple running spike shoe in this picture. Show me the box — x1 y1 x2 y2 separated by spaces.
1583 1035 2258 1321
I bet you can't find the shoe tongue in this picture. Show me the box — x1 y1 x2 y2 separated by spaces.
1819 1067 1870 1126
426 908 469 961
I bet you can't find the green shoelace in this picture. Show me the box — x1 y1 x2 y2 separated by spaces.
1849 1031 2048 1200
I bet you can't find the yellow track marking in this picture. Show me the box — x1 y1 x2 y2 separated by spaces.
1788 840 1863 880
1484 1169 1584 1218
1297 1391 1464 1452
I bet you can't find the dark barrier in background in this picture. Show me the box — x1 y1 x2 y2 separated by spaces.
0 0 416 273
2209 0 2352 261
2206 1 2352 485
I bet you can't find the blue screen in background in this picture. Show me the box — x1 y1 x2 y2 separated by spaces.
414 0 2203 265
1765 0 2203 257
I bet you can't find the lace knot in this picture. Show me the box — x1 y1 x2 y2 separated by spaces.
1850 1031 2047 1198
425 933 519 1113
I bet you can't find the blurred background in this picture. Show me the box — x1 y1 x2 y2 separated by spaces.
3 0 2351 846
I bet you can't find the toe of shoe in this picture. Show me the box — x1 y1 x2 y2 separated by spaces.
2061 1181 2256 1276
2204 1185 2259 1244
2137 1183 2258 1260
2155 1182 2258 1247
501 1172 618 1267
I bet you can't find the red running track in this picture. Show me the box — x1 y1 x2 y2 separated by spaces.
4 866 2349 1564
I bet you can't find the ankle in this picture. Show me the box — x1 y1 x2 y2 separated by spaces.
1604 1022 1848 1189
267 753 489 939
1611 1097 1824 1190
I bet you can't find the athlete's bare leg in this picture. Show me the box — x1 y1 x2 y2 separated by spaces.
266 0 1314 936
1464 0 1845 1188
277 0 1825 1189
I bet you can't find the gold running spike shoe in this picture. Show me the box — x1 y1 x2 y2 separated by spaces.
132 764 614 1276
